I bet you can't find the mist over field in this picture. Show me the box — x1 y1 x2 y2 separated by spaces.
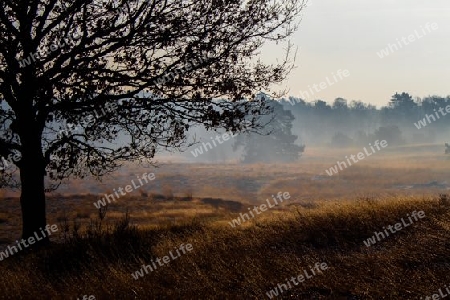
3 92 448 198
1 1 450 300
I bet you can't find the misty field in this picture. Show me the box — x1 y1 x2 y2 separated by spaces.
3 0 450 299
0 144 449 299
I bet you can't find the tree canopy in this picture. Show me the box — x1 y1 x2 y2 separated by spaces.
0 0 306 239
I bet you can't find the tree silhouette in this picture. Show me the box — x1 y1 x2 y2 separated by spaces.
386 92 417 125
371 125 405 146
233 98 305 163
0 0 306 241
389 92 416 110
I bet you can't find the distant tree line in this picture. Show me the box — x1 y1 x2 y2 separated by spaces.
279 92 450 147
184 92 450 163
185 93 305 164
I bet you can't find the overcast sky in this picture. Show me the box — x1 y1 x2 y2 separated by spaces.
264 0 450 107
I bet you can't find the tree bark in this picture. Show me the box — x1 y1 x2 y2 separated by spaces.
19 133 48 244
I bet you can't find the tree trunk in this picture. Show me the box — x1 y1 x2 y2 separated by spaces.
19 133 48 244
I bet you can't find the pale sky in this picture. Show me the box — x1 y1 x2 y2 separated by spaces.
263 0 450 107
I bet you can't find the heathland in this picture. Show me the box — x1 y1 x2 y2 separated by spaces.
0 144 449 299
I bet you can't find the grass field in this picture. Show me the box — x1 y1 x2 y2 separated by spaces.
0 144 449 299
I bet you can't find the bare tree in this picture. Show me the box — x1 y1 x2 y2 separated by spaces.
0 0 306 241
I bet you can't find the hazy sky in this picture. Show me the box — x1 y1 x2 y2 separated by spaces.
264 0 450 107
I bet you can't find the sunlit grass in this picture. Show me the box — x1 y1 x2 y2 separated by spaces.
0 144 449 298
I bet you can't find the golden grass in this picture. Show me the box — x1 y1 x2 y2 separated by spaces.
0 194 448 299
0 145 449 299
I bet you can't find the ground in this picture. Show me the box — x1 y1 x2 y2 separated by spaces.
0 144 449 299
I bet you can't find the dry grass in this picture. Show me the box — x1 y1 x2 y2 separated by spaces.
0 145 450 299
0 195 448 299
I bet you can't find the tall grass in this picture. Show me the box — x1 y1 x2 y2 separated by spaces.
0 194 448 299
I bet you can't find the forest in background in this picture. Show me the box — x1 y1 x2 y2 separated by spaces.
182 92 450 163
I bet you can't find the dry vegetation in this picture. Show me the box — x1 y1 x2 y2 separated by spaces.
0 145 449 299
